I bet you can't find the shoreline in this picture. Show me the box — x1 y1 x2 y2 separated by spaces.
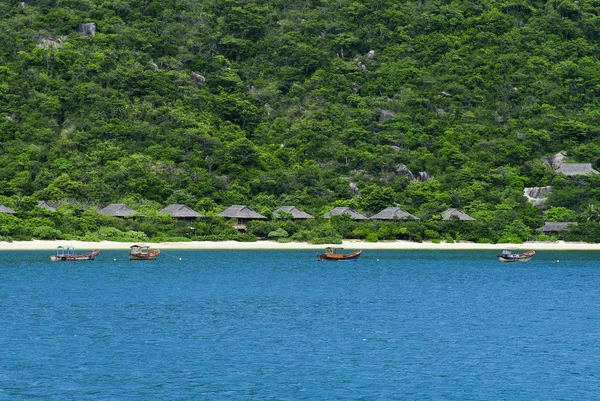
1 239 600 251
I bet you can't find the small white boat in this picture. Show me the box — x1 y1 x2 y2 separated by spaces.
497 248 535 262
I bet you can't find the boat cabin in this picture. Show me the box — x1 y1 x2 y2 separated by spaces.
497 248 535 262
500 248 517 257
56 246 75 258
325 247 343 255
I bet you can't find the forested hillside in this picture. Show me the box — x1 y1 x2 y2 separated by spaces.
1 0 600 243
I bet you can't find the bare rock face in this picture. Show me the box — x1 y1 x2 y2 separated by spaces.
367 50 376 59
396 164 415 181
190 72 205 86
149 61 158 71
542 151 567 170
78 23 97 36
416 171 433 182
349 182 359 196
379 109 394 121
37 37 62 49
395 164 433 182
524 186 553 207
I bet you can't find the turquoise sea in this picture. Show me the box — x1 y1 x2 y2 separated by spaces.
1 249 599 400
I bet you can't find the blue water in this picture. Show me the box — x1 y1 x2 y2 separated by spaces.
1 249 599 400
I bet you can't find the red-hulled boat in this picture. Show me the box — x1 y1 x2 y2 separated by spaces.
129 244 160 260
317 247 362 261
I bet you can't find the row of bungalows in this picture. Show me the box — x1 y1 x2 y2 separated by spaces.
0 202 579 236
0 203 477 222
217 206 477 233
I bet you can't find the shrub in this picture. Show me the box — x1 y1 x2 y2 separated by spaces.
97 226 125 240
277 237 292 243
536 234 556 241
32 226 62 240
268 228 289 238
365 233 378 242
498 235 524 244
124 231 149 241
236 233 258 242
424 229 439 240
308 236 343 245
77 233 101 242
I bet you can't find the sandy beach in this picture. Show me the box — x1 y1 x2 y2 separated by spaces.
1 239 600 251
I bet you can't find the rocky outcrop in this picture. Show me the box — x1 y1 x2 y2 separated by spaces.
524 186 553 207
395 164 433 182
379 109 394 121
416 171 434 182
190 72 205 86
37 37 62 49
542 151 567 170
78 23 97 36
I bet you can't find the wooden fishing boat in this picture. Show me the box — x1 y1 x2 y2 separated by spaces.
129 244 160 260
497 248 535 262
50 246 100 261
317 247 362 261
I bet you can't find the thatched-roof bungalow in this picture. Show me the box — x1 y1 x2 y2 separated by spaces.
160 204 203 220
219 205 266 232
441 208 475 221
98 204 136 217
37 201 56 212
370 207 418 220
273 206 314 219
323 207 368 220
555 163 599 176
0 205 16 214
539 222 577 235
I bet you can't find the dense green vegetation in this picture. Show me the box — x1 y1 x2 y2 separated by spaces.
1 0 600 243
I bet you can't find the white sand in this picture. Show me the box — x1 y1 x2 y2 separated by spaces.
1 239 599 251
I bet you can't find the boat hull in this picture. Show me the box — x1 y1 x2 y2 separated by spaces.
317 250 362 261
497 250 535 263
129 250 160 260
497 255 533 262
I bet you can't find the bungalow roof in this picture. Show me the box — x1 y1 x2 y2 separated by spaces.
323 207 368 220
370 207 418 220
219 205 266 219
273 206 314 219
539 222 578 232
0 204 16 214
160 204 203 218
37 201 56 212
98 203 137 217
555 163 599 176
441 208 475 221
